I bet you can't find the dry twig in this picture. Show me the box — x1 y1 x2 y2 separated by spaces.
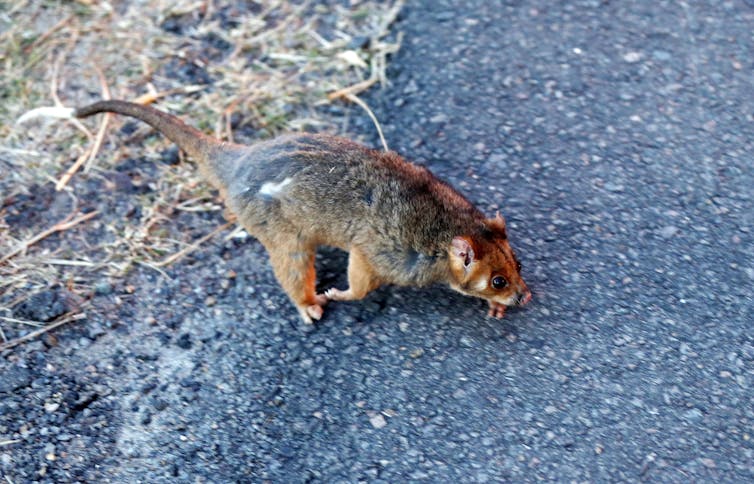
1 211 99 264
156 221 234 267
343 92 389 152
0 312 87 351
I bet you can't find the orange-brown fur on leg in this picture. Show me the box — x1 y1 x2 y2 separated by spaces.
325 247 383 302
262 237 327 324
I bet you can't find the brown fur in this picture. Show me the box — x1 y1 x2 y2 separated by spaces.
69 100 531 323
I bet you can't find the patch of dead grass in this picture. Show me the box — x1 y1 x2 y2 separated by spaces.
0 0 403 347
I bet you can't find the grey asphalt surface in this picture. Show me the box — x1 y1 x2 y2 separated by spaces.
3 0 754 482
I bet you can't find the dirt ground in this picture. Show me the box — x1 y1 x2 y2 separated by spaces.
2 1 402 480
1 0 401 348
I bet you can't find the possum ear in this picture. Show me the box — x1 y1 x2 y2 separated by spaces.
485 211 507 239
451 236 475 268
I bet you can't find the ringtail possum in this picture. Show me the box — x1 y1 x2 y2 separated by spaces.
19 100 531 323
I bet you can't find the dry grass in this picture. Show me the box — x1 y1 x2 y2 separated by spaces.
0 0 403 347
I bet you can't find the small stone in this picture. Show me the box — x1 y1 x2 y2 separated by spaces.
604 182 624 192
410 348 424 359
404 79 418 94
175 333 192 349
94 281 113 296
44 402 60 413
369 414 387 429
87 323 107 340
679 342 692 355
623 51 643 63
459 336 474 348
684 408 704 422
658 225 679 239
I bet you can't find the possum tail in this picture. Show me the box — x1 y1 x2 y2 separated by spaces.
17 100 240 191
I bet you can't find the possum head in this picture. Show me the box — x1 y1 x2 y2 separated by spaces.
447 213 531 315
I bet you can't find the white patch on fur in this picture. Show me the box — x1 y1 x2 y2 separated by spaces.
17 107 75 124
259 177 293 197
474 277 489 293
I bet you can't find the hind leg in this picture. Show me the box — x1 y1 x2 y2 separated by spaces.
325 247 383 302
264 239 327 324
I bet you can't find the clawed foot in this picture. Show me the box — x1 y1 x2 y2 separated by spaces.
298 295 328 324
488 301 507 319
298 303 324 325
324 287 352 301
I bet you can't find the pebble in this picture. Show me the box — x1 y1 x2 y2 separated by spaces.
44 402 60 413
94 281 114 296
623 51 643 63
175 333 193 349
684 408 704 422
410 348 424 359
370 414 387 429
658 225 679 238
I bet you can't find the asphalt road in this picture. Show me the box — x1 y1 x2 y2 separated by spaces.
353 0 754 480
3 0 754 482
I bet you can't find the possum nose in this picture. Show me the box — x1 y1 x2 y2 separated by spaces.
516 290 532 306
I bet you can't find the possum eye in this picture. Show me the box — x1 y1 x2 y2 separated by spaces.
491 276 508 290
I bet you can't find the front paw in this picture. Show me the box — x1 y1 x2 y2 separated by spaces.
298 304 324 324
487 301 506 319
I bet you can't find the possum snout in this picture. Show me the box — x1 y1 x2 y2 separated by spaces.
515 289 532 306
